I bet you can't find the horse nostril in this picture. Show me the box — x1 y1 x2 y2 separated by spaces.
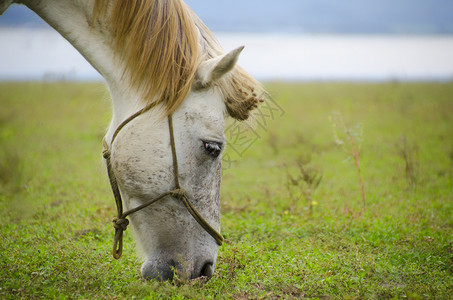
141 260 175 281
198 261 214 279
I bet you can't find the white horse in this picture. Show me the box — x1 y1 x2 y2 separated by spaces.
1 0 264 281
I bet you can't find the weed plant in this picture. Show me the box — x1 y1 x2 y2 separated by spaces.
329 110 366 208
285 155 322 215
395 135 419 189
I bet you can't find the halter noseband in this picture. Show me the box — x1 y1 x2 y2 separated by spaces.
102 105 224 259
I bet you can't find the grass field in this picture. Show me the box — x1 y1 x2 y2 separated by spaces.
0 81 452 299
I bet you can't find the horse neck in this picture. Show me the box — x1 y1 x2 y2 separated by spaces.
20 0 141 135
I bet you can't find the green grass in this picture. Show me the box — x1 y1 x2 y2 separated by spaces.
1 81 452 299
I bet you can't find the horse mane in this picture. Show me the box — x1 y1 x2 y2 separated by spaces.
93 0 263 120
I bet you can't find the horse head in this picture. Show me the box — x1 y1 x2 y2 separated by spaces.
109 47 246 281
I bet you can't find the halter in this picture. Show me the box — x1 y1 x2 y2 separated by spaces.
102 104 224 259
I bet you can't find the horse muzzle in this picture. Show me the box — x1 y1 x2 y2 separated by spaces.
141 257 216 281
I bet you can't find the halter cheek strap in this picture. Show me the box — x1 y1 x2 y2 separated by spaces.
102 107 224 259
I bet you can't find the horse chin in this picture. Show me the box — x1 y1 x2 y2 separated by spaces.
140 254 217 282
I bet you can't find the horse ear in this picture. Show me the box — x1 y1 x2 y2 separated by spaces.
196 46 244 88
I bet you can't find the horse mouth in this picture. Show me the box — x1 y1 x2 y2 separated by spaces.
141 259 215 282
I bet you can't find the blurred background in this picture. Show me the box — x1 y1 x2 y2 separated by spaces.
0 0 452 81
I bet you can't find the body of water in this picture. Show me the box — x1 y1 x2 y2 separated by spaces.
1 28 452 81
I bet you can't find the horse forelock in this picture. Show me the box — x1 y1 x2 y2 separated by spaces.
93 0 264 120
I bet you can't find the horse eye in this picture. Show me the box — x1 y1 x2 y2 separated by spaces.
202 141 222 157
